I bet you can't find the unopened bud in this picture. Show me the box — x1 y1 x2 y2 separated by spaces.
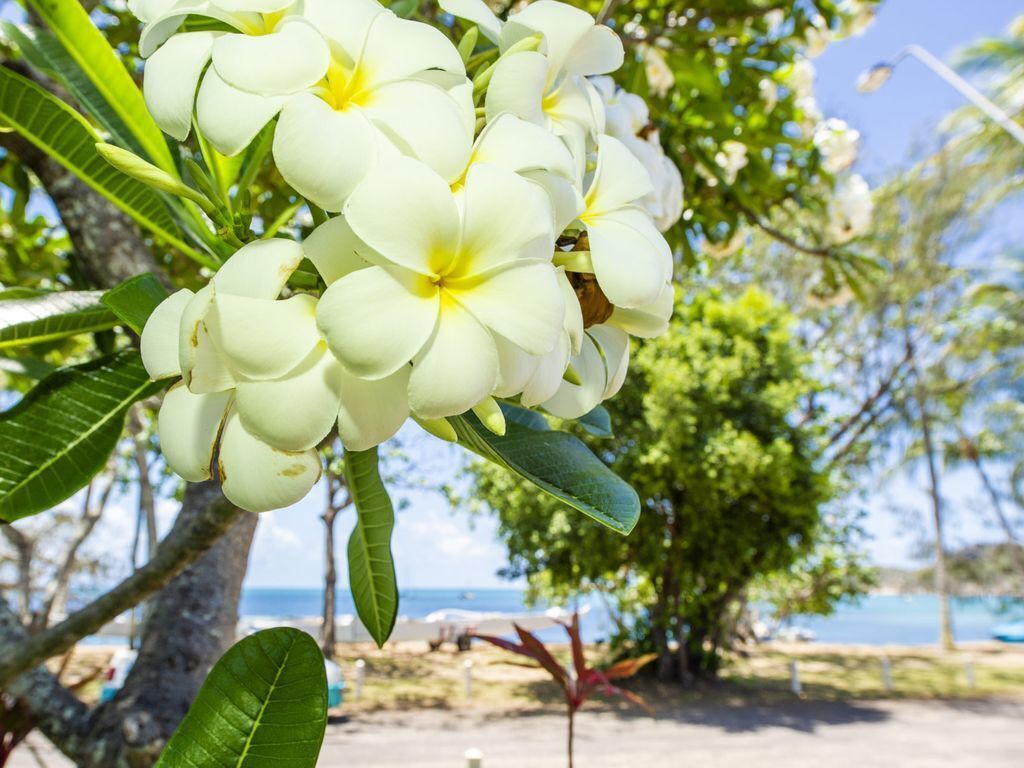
414 415 458 443
96 143 216 215
471 396 506 436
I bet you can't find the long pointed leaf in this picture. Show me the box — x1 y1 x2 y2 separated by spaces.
0 349 165 522
101 273 170 334
0 67 206 264
343 447 398 647
449 412 640 534
3 22 148 159
156 628 328 767
0 289 118 349
26 0 177 175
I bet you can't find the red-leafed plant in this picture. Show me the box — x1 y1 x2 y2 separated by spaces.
474 614 656 768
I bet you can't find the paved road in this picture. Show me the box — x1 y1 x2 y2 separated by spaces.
15 699 1024 767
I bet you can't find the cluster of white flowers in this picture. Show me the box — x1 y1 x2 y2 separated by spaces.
134 0 679 511
827 174 873 244
813 117 860 174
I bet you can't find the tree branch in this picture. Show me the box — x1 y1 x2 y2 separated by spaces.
0 483 245 687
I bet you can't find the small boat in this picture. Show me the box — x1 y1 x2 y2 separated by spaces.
993 622 1024 643
775 626 817 643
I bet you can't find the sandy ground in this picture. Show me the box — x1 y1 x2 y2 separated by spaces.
13 698 1024 767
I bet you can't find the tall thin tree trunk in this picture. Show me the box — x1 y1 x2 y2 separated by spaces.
905 331 955 651
566 704 575 768
321 503 338 660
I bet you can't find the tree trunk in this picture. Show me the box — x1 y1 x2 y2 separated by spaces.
82 482 257 768
906 332 955 651
321 504 338 660
0 527 33 625
964 441 1024 593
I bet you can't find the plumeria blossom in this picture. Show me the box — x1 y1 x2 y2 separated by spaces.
814 118 860 174
714 140 748 184
442 0 624 167
827 174 874 243
572 135 673 311
316 158 564 419
591 77 683 232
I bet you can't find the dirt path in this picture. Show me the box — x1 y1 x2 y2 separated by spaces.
14 699 1024 767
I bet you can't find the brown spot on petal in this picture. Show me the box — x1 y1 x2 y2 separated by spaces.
279 463 308 478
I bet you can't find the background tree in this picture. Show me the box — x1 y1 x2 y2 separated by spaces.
467 288 834 682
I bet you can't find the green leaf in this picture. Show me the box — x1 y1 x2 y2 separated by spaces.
343 447 398 647
450 413 640 534
25 0 177 175
0 356 58 381
102 274 170 334
156 628 328 768
0 350 166 522
500 402 550 432
0 289 118 350
0 67 202 263
2 22 148 159
578 405 613 438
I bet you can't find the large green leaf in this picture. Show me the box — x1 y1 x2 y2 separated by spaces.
25 0 177 175
156 628 328 768
0 289 118 349
0 349 166 522
343 448 398 647
450 409 641 534
2 22 148 159
101 273 170 334
0 67 196 259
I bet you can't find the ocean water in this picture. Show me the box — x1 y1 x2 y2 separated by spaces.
240 588 1024 646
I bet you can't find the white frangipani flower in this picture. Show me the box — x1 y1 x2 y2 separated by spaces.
813 118 860 174
573 135 673 310
316 158 564 419
714 140 748 184
827 174 873 244
642 44 675 97
541 324 629 420
805 15 831 58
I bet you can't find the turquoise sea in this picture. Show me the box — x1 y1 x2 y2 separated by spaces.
240 588 1024 645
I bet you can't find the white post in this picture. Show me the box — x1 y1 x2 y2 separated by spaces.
463 659 474 699
789 660 802 695
354 659 365 701
964 657 976 689
881 656 893 692
464 747 483 768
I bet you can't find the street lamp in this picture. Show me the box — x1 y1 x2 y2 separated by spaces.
857 43 1024 146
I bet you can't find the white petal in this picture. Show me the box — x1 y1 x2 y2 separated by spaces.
608 282 673 338
235 343 343 451
586 207 672 308
337 365 411 451
178 286 236 393
521 170 584 236
454 163 554 275
447 262 563 355
563 26 623 76
437 0 502 43
317 265 439 379
585 134 654 214
590 325 629 399
361 79 473 184
215 0 293 13
158 383 230 482
473 113 577 181
212 238 304 299
143 31 217 141
141 288 193 380
273 94 379 212
540 332 605 419
139 2 260 58
484 51 548 126
212 20 330 96
130 0 178 24
303 215 377 285
502 0 595 77
359 12 465 87
343 157 461 276
218 407 322 512
298 0 384 61
557 267 584 354
195 68 286 156
205 292 321 379
521 333 570 406
492 333 541 398
408 299 498 418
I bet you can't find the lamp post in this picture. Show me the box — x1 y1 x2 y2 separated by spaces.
857 43 1024 146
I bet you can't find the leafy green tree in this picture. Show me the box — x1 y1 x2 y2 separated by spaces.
468 288 832 681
